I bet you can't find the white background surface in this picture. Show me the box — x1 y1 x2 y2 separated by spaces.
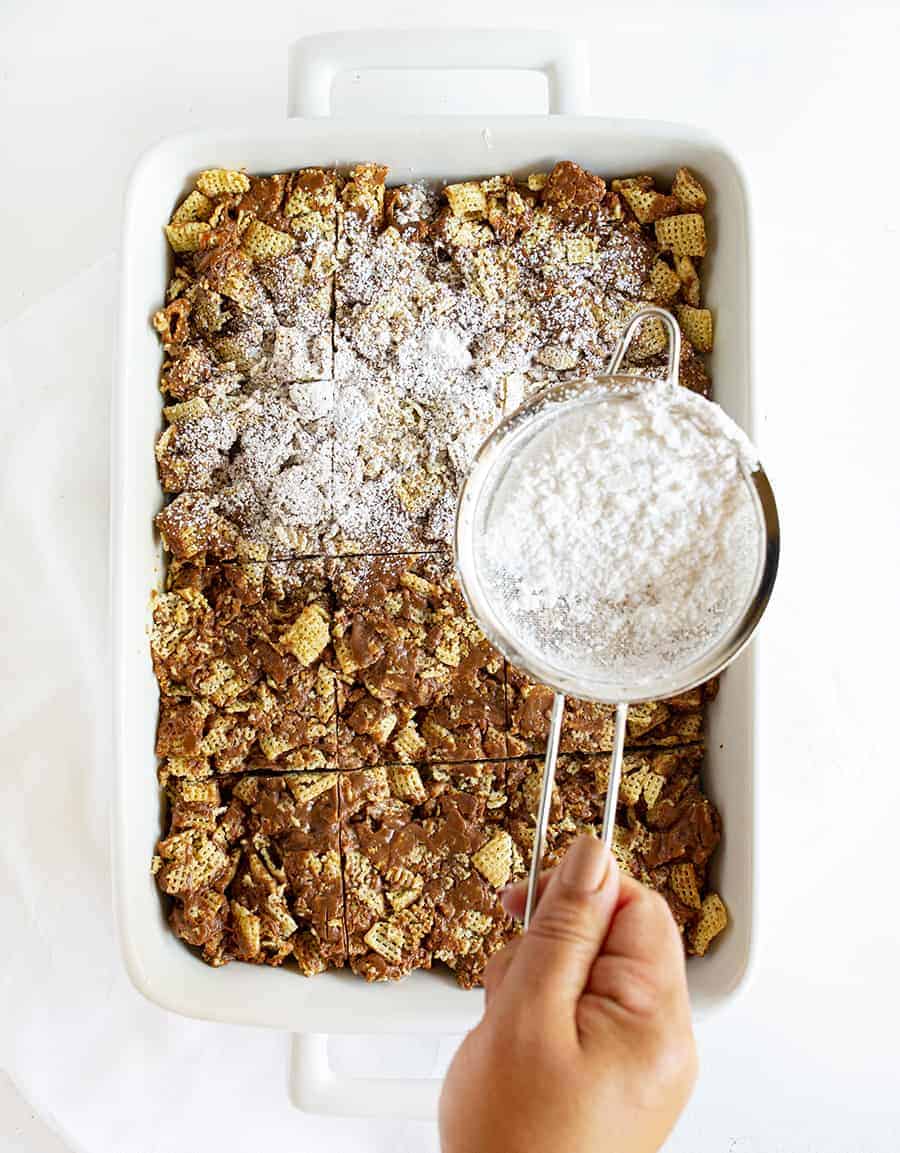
2 2 899 1150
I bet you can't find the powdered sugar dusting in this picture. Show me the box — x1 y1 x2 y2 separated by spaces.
333 196 509 551
474 381 761 686
158 165 715 559
331 176 680 552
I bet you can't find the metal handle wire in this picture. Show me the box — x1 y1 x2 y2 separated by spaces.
607 306 682 385
524 692 565 928
523 698 629 927
523 698 629 926
601 702 629 850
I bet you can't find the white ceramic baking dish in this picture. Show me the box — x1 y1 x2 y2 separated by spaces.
111 29 756 1120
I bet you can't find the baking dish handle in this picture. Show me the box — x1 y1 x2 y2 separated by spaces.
287 28 590 118
290 1033 443 1119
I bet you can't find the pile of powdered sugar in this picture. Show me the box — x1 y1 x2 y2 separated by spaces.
475 380 762 685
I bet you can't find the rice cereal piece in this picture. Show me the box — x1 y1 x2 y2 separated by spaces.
611 175 654 192
655 213 707 257
619 767 649 807
540 161 607 226
628 314 669 362
688 893 728 955
163 396 211 425
340 163 389 225
154 827 234 900
391 722 429 764
280 603 331 667
362 921 407 966
444 181 489 220
535 344 581 371
155 492 239 562
388 763 427 803
620 185 680 224
171 190 214 226
471 831 514 889
676 305 714 352
565 234 594 265
164 221 211 254
670 862 703 910
241 219 296 260
671 167 708 211
286 770 339 804
642 771 667 809
650 259 682 301
284 167 338 219
196 168 251 197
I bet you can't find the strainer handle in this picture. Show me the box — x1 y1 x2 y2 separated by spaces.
600 702 629 850
607 306 682 386
524 698 628 927
524 692 565 929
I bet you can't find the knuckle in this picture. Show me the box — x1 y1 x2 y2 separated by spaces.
529 899 598 951
597 955 667 1017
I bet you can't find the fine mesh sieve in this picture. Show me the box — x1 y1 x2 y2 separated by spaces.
454 307 779 926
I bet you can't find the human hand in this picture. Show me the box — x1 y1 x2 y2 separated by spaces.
439 835 697 1153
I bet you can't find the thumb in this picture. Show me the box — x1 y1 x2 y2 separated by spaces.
496 836 620 1021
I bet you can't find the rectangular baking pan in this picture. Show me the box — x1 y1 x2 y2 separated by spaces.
111 29 756 1118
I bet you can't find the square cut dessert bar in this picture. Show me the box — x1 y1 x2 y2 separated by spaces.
330 162 714 553
505 665 717 757
152 167 338 559
435 163 715 396
329 553 508 769
154 167 337 397
151 559 338 781
501 747 728 956
153 772 345 972
154 384 332 558
333 166 506 553
331 364 503 553
339 762 526 988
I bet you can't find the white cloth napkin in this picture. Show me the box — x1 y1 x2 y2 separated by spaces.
0 255 450 1152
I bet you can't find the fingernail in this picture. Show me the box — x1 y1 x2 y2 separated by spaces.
559 836 611 894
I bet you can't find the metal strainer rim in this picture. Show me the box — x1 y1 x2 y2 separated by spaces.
453 374 780 705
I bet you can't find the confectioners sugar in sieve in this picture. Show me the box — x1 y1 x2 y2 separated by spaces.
475 381 761 685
